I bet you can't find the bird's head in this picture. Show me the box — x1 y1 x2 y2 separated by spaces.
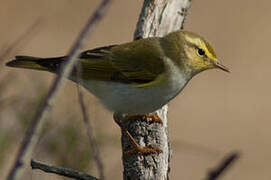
179 31 229 75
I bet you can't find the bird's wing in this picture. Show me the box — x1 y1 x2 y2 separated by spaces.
6 38 166 86
79 38 166 85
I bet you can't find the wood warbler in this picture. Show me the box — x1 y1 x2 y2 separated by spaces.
6 30 229 115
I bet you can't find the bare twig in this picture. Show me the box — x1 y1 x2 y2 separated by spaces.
76 79 105 179
75 51 104 179
31 160 99 180
206 152 240 180
6 1 112 180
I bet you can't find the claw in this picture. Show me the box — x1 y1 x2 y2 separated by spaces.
122 128 162 157
126 114 163 124
124 145 162 157
113 113 163 158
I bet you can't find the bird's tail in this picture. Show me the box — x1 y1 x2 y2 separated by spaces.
6 56 64 72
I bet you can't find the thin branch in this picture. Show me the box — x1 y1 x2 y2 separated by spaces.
75 49 105 179
76 80 105 180
6 1 112 180
31 160 99 180
206 152 240 180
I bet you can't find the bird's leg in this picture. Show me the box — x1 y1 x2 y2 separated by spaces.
114 113 163 157
121 128 162 157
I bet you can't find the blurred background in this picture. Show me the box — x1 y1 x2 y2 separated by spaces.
0 0 270 179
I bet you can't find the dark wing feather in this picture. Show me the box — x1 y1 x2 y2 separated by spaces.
78 38 165 84
7 38 166 85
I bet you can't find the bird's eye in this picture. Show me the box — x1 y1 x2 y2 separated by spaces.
197 48 205 56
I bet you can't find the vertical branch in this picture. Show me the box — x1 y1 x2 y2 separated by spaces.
134 0 192 39
117 0 192 180
6 1 112 179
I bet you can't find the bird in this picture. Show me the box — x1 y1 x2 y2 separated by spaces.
6 30 229 155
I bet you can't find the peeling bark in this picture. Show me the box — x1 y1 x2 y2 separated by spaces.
117 1 192 180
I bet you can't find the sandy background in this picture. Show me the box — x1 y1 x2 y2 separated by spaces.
1 0 271 179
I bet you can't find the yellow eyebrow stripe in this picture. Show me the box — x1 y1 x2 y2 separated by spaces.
203 46 218 61
202 40 217 60
185 32 217 61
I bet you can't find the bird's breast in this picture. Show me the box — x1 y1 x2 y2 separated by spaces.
79 58 189 114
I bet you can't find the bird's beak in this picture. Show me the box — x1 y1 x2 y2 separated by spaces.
213 61 230 73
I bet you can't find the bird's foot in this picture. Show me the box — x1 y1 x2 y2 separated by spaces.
113 113 163 158
124 144 162 157
122 128 162 157
126 114 163 124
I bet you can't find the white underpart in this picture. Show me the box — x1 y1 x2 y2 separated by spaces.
79 57 189 114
